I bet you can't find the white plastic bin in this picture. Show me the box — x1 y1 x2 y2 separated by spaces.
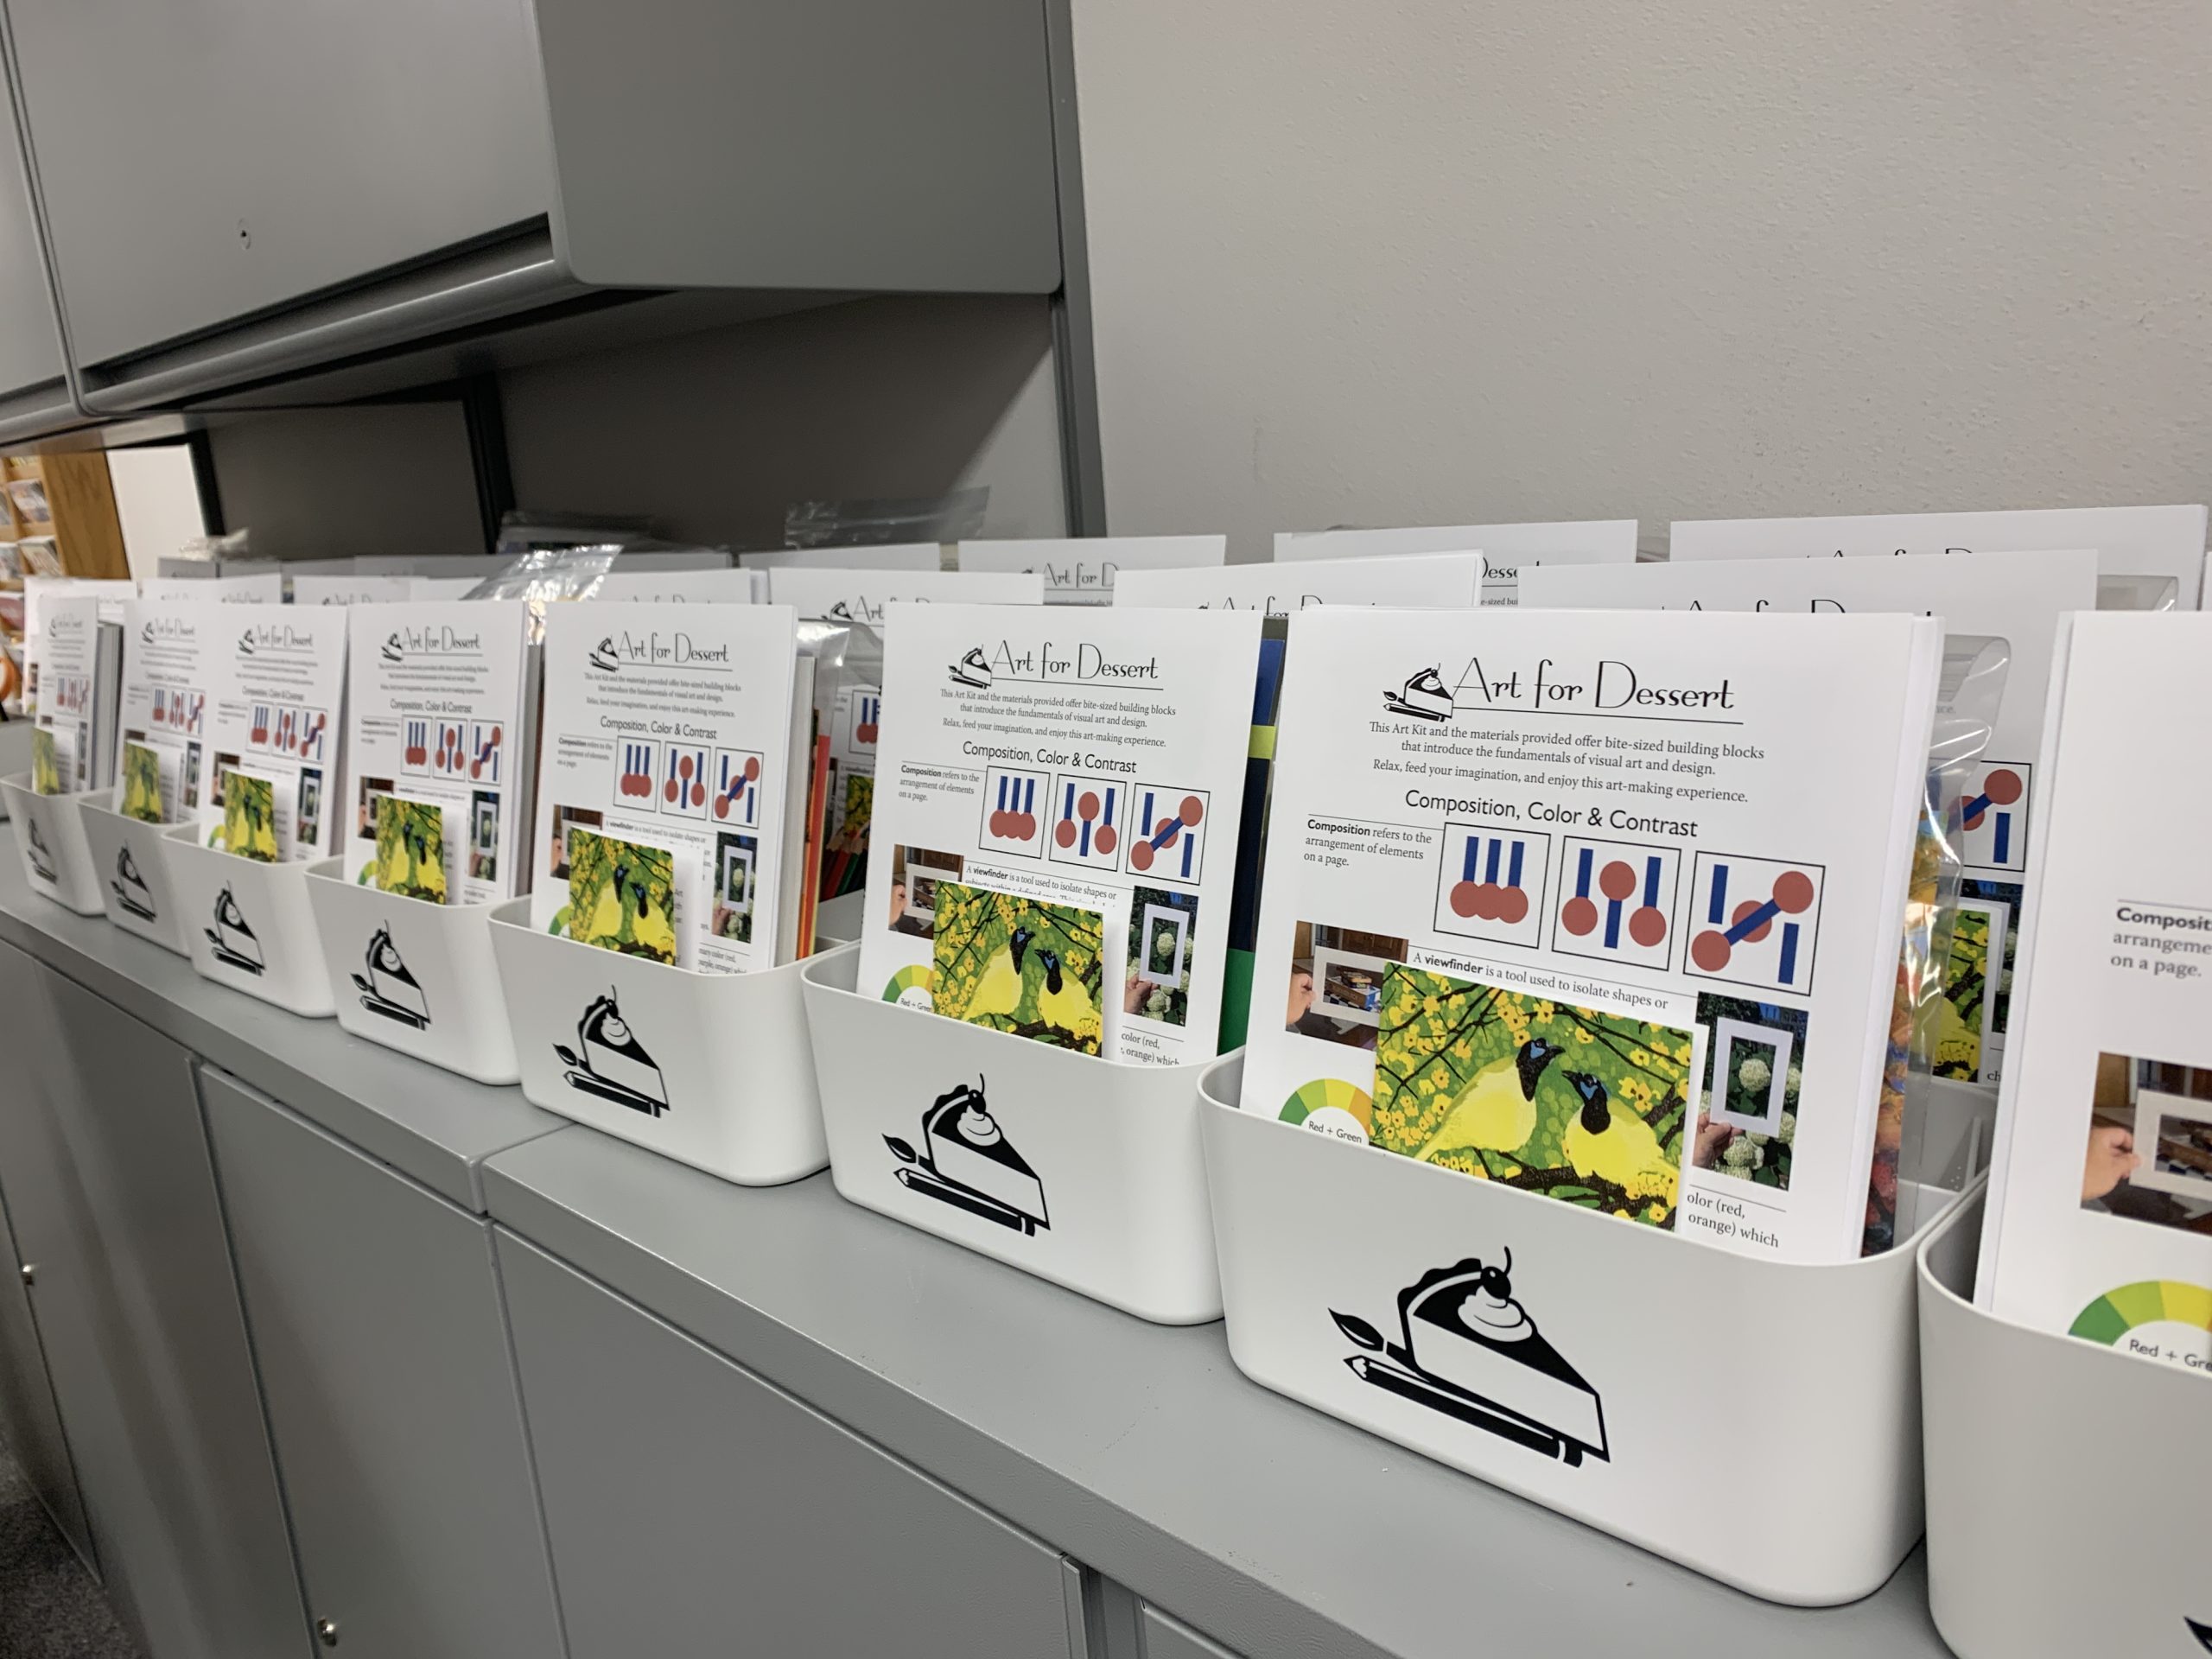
800 947 1224 1325
1918 1185 2209 1657
1198 1051 1954 1604
304 861 519 1084
488 901 832 1185
157 823 334 1016
76 797 189 955
1 772 105 914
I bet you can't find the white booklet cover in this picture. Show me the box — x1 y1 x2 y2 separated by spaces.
529 602 801 973
143 571 286 603
118 600 219 823
1522 548 2102 1087
1114 551 1487 613
1241 607 1942 1262
194 604 349 860
1978 613 2212 1376
765 565 1042 625
1270 520 1639 604
1668 505 2209 611
342 602 537 904
22 577 133 715
858 601 1262 1065
957 536 1227 604
32 594 101 792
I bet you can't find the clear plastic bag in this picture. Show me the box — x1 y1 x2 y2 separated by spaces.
1868 632 2009 1253
462 544 624 640
2096 572 2179 612
798 617 884 902
784 487 988 550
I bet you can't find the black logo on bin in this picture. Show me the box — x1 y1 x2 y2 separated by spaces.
885 1076 1047 1236
207 884 264 975
22 815 57 883
352 924 430 1029
555 988 668 1116
1331 1248 1606 1468
111 845 156 922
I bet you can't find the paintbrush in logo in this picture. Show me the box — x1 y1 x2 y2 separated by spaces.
1331 1248 1606 1467
883 1076 1048 1235
207 885 265 974
948 646 993 690
352 924 429 1028
555 989 668 1116
1384 665 1455 721
111 845 156 921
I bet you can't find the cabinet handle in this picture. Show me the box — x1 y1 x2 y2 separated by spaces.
17 1263 32 1287
315 1618 340 1647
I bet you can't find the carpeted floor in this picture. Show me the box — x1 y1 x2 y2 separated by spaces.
0 1445 137 1658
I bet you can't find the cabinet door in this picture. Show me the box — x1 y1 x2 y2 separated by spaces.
497 1229 1082 1659
0 1146 92 1567
1140 1604 1239 1659
0 944 307 1659
0 70 66 409
7 0 549 370
199 1067 567 1659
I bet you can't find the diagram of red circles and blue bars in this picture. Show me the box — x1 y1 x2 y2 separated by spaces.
468 722 502 783
404 719 431 771
1955 761 2029 872
272 707 299 757
296 708 328 762
433 720 467 777
1687 852 1824 992
1128 785 1210 883
1433 823 1550 948
662 744 710 818
978 766 1047 857
250 703 272 748
617 741 658 801
1050 776 1123 871
711 749 763 825
852 692 880 747
1554 837 1680 969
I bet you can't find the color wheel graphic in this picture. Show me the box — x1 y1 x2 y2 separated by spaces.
1280 1077 1373 1136
881 963 932 1004
2068 1279 2212 1347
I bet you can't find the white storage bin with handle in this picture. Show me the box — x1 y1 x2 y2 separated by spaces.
1199 1050 1958 1605
76 795 189 954
156 822 334 1016
1 772 105 914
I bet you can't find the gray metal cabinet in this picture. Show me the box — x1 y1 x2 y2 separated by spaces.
0 63 73 438
6 0 549 374
198 1066 568 1659
0 943 307 1659
0 1140 92 1568
1140 1605 1238 1659
496 1227 1084 1659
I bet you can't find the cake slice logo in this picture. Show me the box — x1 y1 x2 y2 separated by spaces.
949 645 993 690
2187 1616 2212 1651
883 1076 1048 1236
22 815 57 883
207 884 265 975
1331 1248 1607 1468
1384 664 1455 722
352 924 430 1029
111 845 156 923
554 988 668 1117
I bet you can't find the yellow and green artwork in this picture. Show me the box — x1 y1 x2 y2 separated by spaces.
29 728 60 796
555 828 677 964
929 881 1104 1054
222 772 279 863
1371 964 1695 1227
121 742 165 824
373 796 448 905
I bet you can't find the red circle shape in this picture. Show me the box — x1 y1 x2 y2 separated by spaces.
1983 768 2024 806
690 784 706 807
990 810 1008 837
491 727 501 745
680 755 696 779
744 757 761 781
1017 815 1035 839
1180 795 1205 826
1599 860 1638 902
1731 898 1774 942
1129 840 1152 871
1772 870 1816 913
664 779 678 803
715 798 729 820
1096 826 1119 855
1474 884 1506 920
1078 791 1100 821
1629 906 1668 947
1498 887 1529 925
1055 821 1077 849
1561 895 1599 936
1450 880 1480 918
1692 930 1732 971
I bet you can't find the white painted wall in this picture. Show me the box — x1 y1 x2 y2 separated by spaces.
1067 0 2212 558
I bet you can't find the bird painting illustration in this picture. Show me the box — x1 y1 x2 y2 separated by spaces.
928 881 1104 1054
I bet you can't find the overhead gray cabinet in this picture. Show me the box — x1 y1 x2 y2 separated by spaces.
0 1145 92 1569
9 0 1059 411
496 1229 1084 1659
0 66 73 439
198 1067 567 1659
0 944 307 1659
